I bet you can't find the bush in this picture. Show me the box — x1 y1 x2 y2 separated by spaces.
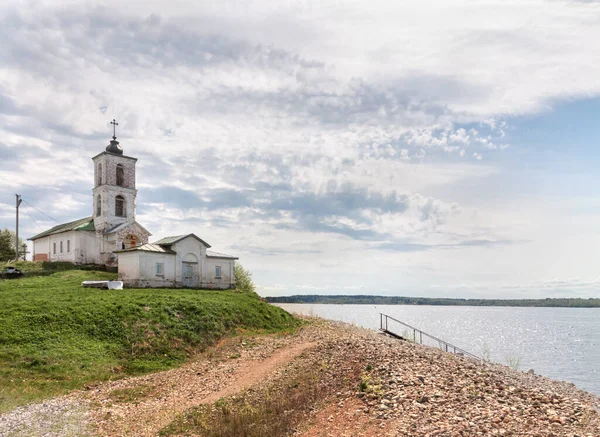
234 264 256 294
2 261 106 276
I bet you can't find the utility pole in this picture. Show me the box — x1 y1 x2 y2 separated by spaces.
15 194 22 261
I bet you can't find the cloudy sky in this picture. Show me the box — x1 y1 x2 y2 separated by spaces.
1 0 600 298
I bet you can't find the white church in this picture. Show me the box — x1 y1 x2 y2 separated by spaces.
29 124 238 289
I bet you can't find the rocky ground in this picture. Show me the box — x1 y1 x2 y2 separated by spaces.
300 320 600 436
1 317 599 436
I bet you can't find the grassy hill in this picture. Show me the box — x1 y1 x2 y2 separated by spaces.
0 269 298 412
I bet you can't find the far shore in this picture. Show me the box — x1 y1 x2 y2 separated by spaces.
267 294 600 308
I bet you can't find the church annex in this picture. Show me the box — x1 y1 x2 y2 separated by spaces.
29 122 237 289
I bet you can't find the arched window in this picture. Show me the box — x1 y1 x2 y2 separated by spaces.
97 164 102 186
116 164 124 187
96 195 102 216
115 195 125 217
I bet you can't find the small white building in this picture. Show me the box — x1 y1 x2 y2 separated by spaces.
116 234 238 289
28 123 238 289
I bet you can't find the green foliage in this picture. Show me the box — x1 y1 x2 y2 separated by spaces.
0 229 24 262
2 260 105 276
481 343 492 362
234 263 256 294
266 294 600 308
108 385 156 403
0 271 298 411
505 354 522 370
359 380 368 392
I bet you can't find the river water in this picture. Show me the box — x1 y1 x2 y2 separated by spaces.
275 304 600 396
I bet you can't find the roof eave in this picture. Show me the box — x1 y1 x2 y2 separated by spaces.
104 220 152 236
91 151 138 161
115 248 176 255
155 233 211 248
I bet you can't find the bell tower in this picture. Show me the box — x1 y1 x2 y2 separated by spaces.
92 120 138 233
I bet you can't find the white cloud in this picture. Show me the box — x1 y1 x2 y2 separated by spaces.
1 1 600 298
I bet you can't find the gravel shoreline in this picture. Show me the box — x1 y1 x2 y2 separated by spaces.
0 398 92 437
1 317 599 436
302 319 600 436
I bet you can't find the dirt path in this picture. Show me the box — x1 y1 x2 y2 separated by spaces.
83 339 315 436
201 342 314 404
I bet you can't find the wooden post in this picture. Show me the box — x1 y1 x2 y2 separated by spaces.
15 194 22 261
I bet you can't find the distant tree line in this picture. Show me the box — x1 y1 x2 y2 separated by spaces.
266 294 600 308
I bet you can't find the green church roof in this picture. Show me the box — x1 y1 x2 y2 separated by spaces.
29 217 95 240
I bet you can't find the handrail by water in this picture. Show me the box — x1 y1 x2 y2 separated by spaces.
379 313 482 361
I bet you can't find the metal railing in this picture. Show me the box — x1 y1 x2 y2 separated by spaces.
379 313 482 361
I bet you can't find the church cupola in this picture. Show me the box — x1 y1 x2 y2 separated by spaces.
106 119 124 155
106 138 124 155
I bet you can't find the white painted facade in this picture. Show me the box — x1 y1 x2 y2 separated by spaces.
117 234 237 289
31 230 103 264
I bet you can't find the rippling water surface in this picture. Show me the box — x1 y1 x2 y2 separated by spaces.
275 304 600 396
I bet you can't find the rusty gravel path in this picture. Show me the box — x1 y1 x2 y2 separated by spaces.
83 339 315 437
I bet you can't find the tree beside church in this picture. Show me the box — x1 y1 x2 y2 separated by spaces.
0 229 25 262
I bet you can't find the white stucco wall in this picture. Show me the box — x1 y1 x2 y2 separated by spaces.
79 231 102 264
118 251 140 284
171 237 206 287
204 257 235 289
33 231 77 263
32 230 104 264
32 236 50 261
119 251 176 288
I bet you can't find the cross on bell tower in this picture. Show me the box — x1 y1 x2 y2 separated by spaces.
111 119 119 140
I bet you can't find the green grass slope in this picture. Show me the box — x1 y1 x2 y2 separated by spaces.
0 270 298 412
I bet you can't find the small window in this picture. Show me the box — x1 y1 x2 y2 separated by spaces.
97 163 102 186
96 195 102 216
215 266 222 278
156 263 164 276
53 242 56 254
60 241 63 253
116 164 125 187
67 240 70 253
115 195 125 217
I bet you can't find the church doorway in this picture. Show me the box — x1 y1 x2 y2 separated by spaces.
181 253 199 287
182 262 198 287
